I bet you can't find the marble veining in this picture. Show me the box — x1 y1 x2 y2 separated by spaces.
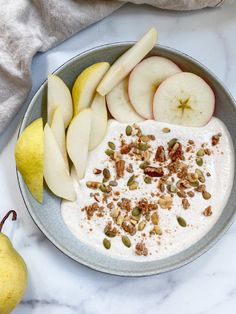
0 1 236 313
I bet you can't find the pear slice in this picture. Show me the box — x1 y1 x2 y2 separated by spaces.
72 62 110 116
89 93 107 151
67 109 92 179
96 27 157 96
128 56 182 119
44 124 76 201
153 72 215 127
15 118 44 203
47 74 73 128
51 107 69 170
106 77 144 123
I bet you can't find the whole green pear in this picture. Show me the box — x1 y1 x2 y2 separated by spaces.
0 211 28 314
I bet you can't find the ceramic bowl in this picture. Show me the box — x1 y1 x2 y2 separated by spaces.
17 43 236 276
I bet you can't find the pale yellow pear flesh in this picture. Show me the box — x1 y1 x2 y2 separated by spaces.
106 77 144 123
44 123 76 201
72 62 110 116
47 74 73 128
0 233 27 314
96 27 158 96
89 93 107 151
51 107 69 171
15 118 44 203
67 109 92 179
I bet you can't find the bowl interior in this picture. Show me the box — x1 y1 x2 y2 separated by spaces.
18 44 236 276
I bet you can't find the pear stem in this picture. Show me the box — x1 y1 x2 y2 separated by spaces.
0 210 17 232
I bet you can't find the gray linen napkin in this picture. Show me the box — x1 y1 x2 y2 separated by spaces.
0 0 223 135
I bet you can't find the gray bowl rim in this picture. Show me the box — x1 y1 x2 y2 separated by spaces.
17 42 236 277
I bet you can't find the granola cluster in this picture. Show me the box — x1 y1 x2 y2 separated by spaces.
81 124 221 256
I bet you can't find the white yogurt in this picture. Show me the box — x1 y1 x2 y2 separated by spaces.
61 118 234 261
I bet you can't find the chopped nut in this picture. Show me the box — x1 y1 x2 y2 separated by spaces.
116 160 125 177
203 205 212 216
109 180 118 187
120 144 131 154
126 163 134 173
177 190 187 198
176 179 190 190
195 184 206 193
135 242 148 256
162 127 170 133
168 142 183 162
93 168 102 175
140 135 150 142
212 134 220 146
187 191 195 198
103 168 111 179
182 198 190 209
155 146 166 162
86 181 101 189
147 134 156 140
158 195 173 209
104 222 117 237
144 166 164 177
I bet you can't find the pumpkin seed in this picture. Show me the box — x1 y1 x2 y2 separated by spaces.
187 173 198 183
153 225 162 235
139 161 149 169
126 125 132 136
108 141 116 150
195 169 205 183
197 149 205 156
202 191 211 200
138 143 148 151
103 238 111 249
121 235 131 248
140 135 150 142
109 180 118 187
189 180 199 188
151 212 159 225
138 220 146 231
127 175 135 186
196 157 203 166
144 176 152 184
129 182 139 190
131 207 140 217
110 208 119 218
100 184 111 193
168 138 177 148
105 149 114 157
177 216 187 227
116 215 124 225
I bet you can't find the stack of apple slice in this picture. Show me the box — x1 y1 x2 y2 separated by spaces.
15 26 215 203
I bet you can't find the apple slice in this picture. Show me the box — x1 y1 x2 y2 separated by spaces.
89 93 107 151
51 107 69 170
153 72 215 127
106 77 144 123
72 62 110 116
44 124 76 201
128 56 182 119
66 109 92 179
97 27 157 96
47 74 73 128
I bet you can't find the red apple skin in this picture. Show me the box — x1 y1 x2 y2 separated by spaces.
128 56 182 119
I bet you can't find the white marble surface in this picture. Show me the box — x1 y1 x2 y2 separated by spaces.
1 1 236 313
